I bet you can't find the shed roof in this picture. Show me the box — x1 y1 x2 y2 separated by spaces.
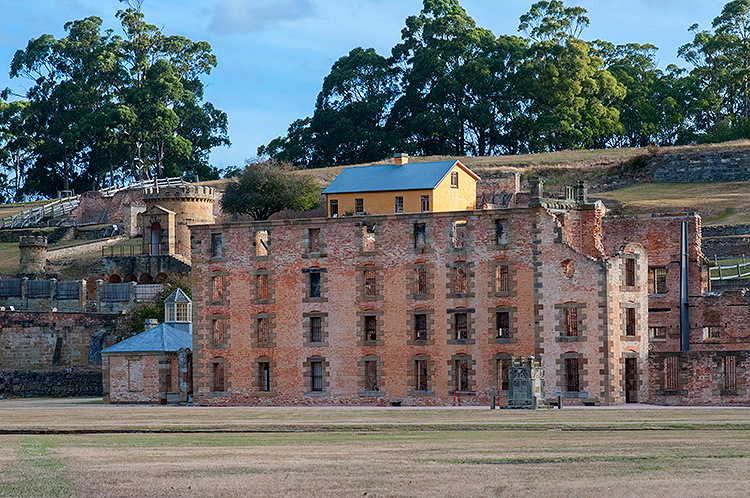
165 288 191 303
322 160 479 194
101 323 192 354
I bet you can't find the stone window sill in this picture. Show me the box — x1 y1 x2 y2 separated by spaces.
620 335 640 342
408 390 435 396
254 342 276 349
206 391 228 396
494 337 516 344
556 336 586 342
656 389 688 396
251 391 277 397
359 391 383 397
304 341 328 348
304 391 329 397
562 391 588 398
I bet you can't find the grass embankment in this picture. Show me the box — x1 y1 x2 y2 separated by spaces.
0 402 749 497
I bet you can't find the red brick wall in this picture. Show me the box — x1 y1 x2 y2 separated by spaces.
105 353 161 403
72 189 145 225
191 204 647 406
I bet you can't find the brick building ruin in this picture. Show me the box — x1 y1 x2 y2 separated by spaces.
194 158 726 407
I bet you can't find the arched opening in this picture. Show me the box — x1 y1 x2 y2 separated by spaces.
150 222 161 255
124 273 137 283
108 274 122 283
139 273 153 284
156 272 168 283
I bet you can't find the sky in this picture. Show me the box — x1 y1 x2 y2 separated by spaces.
0 0 731 171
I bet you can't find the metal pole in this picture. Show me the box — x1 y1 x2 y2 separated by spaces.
680 221 690 352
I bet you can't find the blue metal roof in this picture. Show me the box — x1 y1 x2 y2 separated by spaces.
322 160 476 194
101 323 192 354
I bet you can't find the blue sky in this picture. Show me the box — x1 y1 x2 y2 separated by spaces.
0 0 730 170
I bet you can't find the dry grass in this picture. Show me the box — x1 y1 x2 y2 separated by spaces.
0 201 48 220
593 182 750 225
0 402 749 497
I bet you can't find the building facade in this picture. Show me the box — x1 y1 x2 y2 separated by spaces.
190 182 652 406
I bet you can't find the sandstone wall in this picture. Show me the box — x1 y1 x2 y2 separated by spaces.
652 149 750 183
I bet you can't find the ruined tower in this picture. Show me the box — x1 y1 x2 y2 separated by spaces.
18 234 48 274
138 185 217 261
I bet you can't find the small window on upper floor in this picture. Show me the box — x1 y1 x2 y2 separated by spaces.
702 326 721 341
625 307 636 336
496 219 508 245
362 225 376 252
309 272 321 298
625 258 636 287
364 269 377 297
364 315 377 342
565 308 578 337
329 199 339 218
395 196 404 213
212 276 224 302
310 316 322 343
414 223 426 248
211 233 223 258
421 195 429 212
495 265 509 293
452 221 467 249
454 312 468 341
256 273 269 300
355 198 364 215
496 311 510 339
649 267 667 294
416 267 428 295
255 230 269 257
414 313 427 341
308 228 320 253
451 171 459 188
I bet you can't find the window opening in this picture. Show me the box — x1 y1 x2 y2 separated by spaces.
362 225 376 252
329 200 338 217
421 195 429 212
257 317 270 343
211 234 223 258
255 230 269 256
308 228 320 253
649 267 667 294
495 220 508 245
395 196 404 213
665 356 678 391
625 307 636 336
454 266 467 294
724 355 737 390
310 316 322 343
212 319 224 345
212 276 224 302
454 357 470 391
453 221 467 248
309 272 321 298
625 258 636 287
364 269 377 296
414 223 426 248
414 313 427 340
496 265 509 292
451 171 459 188
259 362 270 392
565 307 578 337
416 359 428 391
496 311 510 338
355 198 364 214
454 312 468 341
257 273 269 300
311 361 323 392
364 315 377 342
565 357 579 392
212 362 225 392
364 360 378 391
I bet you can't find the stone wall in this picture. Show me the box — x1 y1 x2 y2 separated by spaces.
701 225 750 259
652 149 750 183
72 188 145 225
47 235 127 261
0 367 102 398
0 311 127 369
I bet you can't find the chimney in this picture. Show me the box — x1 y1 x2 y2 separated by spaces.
529 178 544 205
144 318 159 330
394 153 409 166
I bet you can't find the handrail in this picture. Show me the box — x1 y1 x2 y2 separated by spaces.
0 175 191 229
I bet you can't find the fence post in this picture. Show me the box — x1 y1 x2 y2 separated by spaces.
79 279 87 313
21 277 28 310
50 278 57 309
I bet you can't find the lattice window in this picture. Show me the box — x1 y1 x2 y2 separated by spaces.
723 355 738 391
421 195 429 212
256 273 269 300
453 266 467 294
625 258 636 287
450 171 459 188
664 356 679 391
649 267 667 294
355 198 364 214
310 316 322 343
416 267 428 295
395 196 403 213
565 308 578 337
565 357 580 392
496 265 509 293
311 361 324 392
364 269 377 297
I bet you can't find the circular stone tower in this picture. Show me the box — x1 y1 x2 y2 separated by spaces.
141 185 217 260
19 234 48 274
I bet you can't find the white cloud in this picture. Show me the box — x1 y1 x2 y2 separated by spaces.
209 0 315 33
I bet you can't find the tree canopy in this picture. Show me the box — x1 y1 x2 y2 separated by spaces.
220 161 320 220
260 0 750 168
1 0 229 199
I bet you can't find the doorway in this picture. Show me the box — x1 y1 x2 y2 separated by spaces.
625 357 638 403
150 222 161 255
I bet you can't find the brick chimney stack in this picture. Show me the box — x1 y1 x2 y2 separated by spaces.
394 153 409 166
